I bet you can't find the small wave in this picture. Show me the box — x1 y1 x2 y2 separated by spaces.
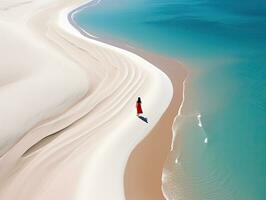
163 77 234 200
171 79 186 151
163 113 234 200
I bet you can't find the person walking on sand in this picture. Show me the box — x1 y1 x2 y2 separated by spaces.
136 97 143 116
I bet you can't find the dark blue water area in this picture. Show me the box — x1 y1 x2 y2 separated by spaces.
74 0 266 199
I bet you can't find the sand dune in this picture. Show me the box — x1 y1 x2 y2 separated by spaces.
0 21 89 157
0 0 173 199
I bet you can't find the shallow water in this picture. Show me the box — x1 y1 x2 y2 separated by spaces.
74 0 266 199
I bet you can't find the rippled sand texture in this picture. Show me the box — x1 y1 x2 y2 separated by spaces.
0 0 172 199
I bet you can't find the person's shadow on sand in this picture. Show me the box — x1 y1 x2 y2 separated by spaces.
138 116 148 123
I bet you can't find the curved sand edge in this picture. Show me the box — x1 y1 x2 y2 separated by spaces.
0 0 173 199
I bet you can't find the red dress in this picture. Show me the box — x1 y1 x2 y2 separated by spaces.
136 103 143 115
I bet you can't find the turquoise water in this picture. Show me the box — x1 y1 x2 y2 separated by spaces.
74 0 266 199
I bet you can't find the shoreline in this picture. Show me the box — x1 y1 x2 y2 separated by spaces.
68 2 188 199
124 52 187 200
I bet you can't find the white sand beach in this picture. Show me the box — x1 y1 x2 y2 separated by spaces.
0 0 173 199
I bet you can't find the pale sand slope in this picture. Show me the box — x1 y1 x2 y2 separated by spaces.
0 0 173 199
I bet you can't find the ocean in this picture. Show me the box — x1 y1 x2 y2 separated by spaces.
74 0 266 199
